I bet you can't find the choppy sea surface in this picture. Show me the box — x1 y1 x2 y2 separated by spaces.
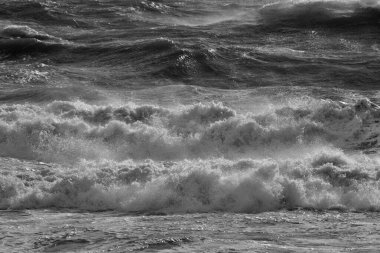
1 0 380 252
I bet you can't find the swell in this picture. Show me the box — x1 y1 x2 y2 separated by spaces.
0 0 218 28
0 25 67 56
2 1 379 32
3 26 378 89
0 1 89 27
0 99 379 163
2 20 378 89
0 87 105 104
0 25 228 83
71 38 229 82
258 1 380 29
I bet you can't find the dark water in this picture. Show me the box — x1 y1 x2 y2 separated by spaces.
1 0 380 92
1 0 380 251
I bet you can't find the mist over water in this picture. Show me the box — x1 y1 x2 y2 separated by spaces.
1 0 380 252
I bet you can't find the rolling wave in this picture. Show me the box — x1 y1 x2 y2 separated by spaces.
0 149 379 213
0 99 378 163
259 0 380 28
64 38 230 84
0 29 227 82
0 25 67 56
0 1 88 27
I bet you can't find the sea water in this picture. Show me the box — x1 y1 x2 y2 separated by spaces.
0 0 380 252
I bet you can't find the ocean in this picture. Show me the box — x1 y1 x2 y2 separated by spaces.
0 0 380 252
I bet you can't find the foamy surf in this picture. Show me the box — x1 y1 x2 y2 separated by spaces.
0 98 379 213
1 148 379 213
0 98 379 162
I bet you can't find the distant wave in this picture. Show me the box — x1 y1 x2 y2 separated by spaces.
0 1 88 27
2 31 377 89
0 25 66 55
0 86 104 103
2 0 379 29
70 38 230 82
258 0 380 28
0 31 228 81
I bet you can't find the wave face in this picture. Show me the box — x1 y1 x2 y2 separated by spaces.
0 25 67 56
0 0 380 214
258 0 380 28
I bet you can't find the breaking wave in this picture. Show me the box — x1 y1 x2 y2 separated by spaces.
0 149 379 213
0 99 379 163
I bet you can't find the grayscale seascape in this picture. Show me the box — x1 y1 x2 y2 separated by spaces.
0 0 380 252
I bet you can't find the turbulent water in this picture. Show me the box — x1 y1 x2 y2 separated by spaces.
1 0 380 252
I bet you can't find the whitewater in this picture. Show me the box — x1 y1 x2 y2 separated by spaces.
0 0 380 252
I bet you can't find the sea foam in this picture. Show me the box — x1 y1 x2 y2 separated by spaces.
0 99 378 162
0 149 379 213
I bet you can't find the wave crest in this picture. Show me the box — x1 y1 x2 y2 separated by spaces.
0 99 379 163
1 150 379 213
